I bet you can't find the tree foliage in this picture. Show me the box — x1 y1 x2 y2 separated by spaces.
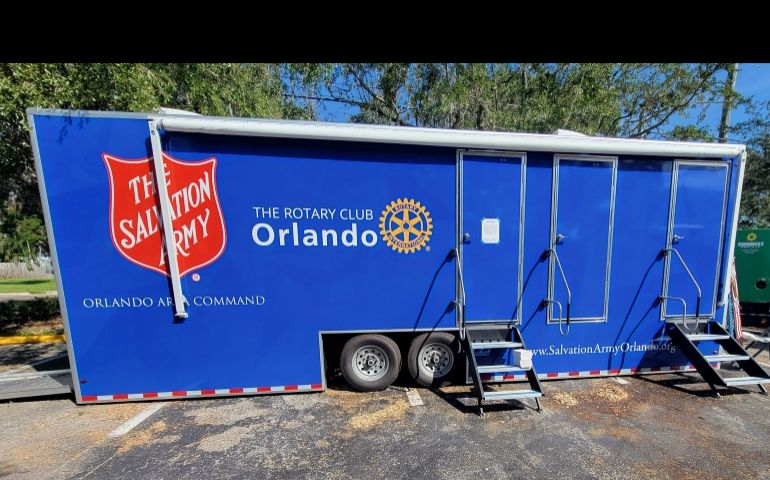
284 63 731 137
733 100 770 227
740 147 770 228
0 63 303 261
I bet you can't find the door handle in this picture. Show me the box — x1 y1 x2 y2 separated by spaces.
555 233 567 244
463 232 471 243
672 234 685 243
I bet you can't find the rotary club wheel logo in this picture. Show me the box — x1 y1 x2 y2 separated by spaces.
747 232 758 241
379 198 433 253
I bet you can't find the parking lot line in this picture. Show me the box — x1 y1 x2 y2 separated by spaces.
406 389 424 406
108 403 165 437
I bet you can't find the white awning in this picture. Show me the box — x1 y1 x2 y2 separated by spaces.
157 115 745 159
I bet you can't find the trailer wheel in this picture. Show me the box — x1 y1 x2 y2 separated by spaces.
340 334 401 392
408 332 457 387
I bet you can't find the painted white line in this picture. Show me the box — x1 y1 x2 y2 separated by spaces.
406 389 424 407
108 403 165 437
387 385 409 392
612 377 630 385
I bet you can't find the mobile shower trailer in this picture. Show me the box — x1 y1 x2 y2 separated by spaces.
23 108 770 410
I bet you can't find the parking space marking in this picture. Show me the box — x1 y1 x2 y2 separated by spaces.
406 389 424 406
108 403 165 437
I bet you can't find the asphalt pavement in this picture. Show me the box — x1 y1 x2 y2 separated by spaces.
2 362 769 479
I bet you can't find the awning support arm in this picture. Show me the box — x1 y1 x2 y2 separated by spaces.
148 119 188 319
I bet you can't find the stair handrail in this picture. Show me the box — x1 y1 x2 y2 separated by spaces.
658 295 688 326
665 247 702 331
542 298 568 336
453 248 467 341
545 248 572 336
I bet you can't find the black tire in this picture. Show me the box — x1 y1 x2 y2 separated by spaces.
407 332 458 388
340 334 401 392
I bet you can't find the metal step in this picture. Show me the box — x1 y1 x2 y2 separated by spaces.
667 318 710 325
463 325 543 414
477 364 528 374
703 354 750 362
465 323 516 331
723 376 770 386
686 333 731 341
481 389 542 401
471 341 523 349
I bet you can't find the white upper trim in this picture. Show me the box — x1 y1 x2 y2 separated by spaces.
157 116 744 158
27 108 745 158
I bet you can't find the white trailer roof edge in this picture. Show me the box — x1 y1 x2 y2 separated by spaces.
27 107 746 158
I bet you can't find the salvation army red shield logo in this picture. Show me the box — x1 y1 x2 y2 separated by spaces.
103 153 226 277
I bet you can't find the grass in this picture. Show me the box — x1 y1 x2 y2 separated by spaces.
0 278 56 294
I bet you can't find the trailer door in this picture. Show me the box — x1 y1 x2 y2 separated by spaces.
662 161 729 319
548 155 617 325
459 152 525 323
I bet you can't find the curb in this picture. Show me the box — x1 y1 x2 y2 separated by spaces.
0 291 57 297
0 292 58 303
0 335 66 345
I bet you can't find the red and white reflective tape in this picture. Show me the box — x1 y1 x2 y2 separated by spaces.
81 383 324 403
480 373 529 382
479 364 717 382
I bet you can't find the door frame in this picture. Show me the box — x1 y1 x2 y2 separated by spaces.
457 149 527 324
661 160 730 320
547 154 618 324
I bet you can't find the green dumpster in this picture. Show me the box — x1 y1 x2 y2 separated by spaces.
735 228 770 307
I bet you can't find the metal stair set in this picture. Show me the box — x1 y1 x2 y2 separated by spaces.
452 234 770 418
453 248 542 416
667 321 770 395
462 324 543 417
662 246 770 396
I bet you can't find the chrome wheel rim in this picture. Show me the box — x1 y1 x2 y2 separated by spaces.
418 343 454 378
351 345 389 382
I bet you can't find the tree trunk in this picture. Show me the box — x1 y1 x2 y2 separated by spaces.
719 64 739 143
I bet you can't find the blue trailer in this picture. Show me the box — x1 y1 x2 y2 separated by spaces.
22 108 770 412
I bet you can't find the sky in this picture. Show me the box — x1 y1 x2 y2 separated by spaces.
316 64 770 143
684 63 770 142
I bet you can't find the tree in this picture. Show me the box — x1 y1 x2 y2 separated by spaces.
733 100 770 227
284 63 731 138
740 146 770 228
0 63 305 261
